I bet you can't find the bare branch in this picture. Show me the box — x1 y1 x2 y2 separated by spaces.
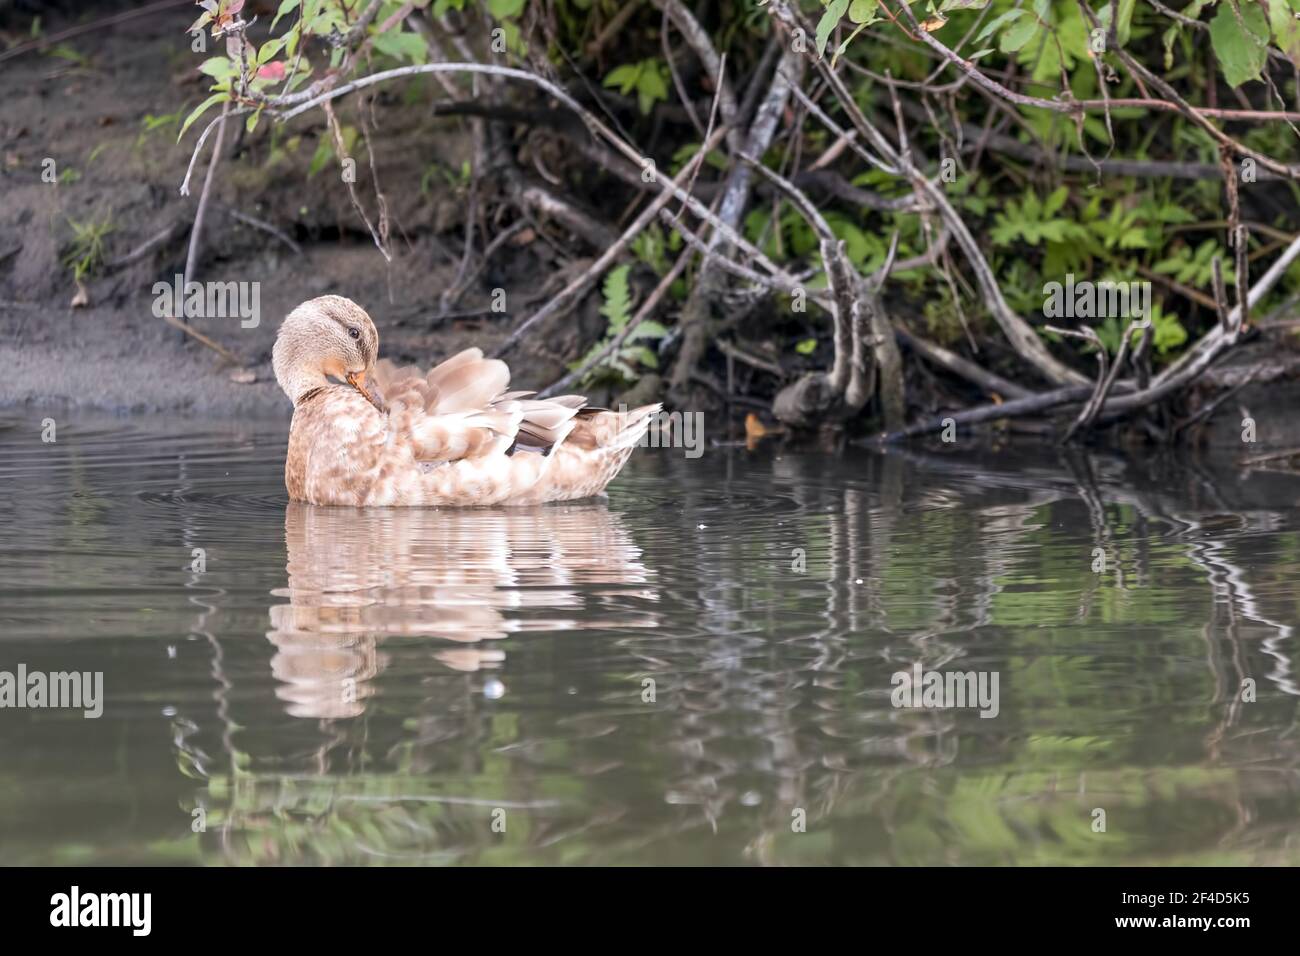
492 123 730 357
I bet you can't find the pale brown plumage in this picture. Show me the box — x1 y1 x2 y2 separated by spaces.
273 295 660 507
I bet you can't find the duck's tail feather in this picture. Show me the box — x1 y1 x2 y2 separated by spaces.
570 403 662 451
507 398 583 451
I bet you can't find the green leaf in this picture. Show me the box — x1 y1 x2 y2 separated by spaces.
833 22 871 64
796 338 818 355
487 0 525 18
197 56 237 80
1142 305 1187 355
815 0 850 57
603 63 640 93
939 0 988 10
637 64 668 115
1043 186 1069 217
1269 0 1300 68
307 137 333 178
599 264 633 329
1115 0 1137 45
1209 1 1270 87
633 320 669 340
272 0 299 29
257 36 286 65
975 9 1024 44
1000 12 1040 53
371 30 427 64
627 345 659 369
848 0 879 23
178 93 227 141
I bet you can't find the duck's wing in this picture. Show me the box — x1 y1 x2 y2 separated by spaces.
372 349 584 462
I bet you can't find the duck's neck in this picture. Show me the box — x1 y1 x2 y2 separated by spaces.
273 339 330 405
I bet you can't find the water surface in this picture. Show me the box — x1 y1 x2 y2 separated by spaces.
2 416 1299 865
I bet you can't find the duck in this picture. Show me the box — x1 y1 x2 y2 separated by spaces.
271 295 661 507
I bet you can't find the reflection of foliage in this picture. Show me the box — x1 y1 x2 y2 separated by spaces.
138 452 1300 866
8 441 1294 867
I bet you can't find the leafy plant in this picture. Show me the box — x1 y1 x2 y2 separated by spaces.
135 111 183 151
44 42 91 70
572 265 668 385
1152 239 1233 288
991 187 1089 247
1095 304 1187 358
62 217 115 282
603 59 670 115
630 224 680 276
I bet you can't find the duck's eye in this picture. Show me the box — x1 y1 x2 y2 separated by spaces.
348 327 360 340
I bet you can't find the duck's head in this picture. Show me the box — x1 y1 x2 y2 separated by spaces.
273 295 383 409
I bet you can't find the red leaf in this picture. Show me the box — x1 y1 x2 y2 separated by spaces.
257 61 286 80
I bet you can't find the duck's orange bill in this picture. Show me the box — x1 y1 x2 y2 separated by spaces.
346 371 383 412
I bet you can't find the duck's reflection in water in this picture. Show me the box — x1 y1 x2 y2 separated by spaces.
268 501 658 717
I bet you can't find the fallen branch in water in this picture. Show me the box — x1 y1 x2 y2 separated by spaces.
1173 364 1267 440
1047 321 1141 442
875 383 1109 442
745 155 905 429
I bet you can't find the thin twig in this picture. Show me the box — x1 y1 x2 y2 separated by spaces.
183 101 229 290
160 313 241 365
217 203 302 256
492 123 729 358
104 221 189 271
